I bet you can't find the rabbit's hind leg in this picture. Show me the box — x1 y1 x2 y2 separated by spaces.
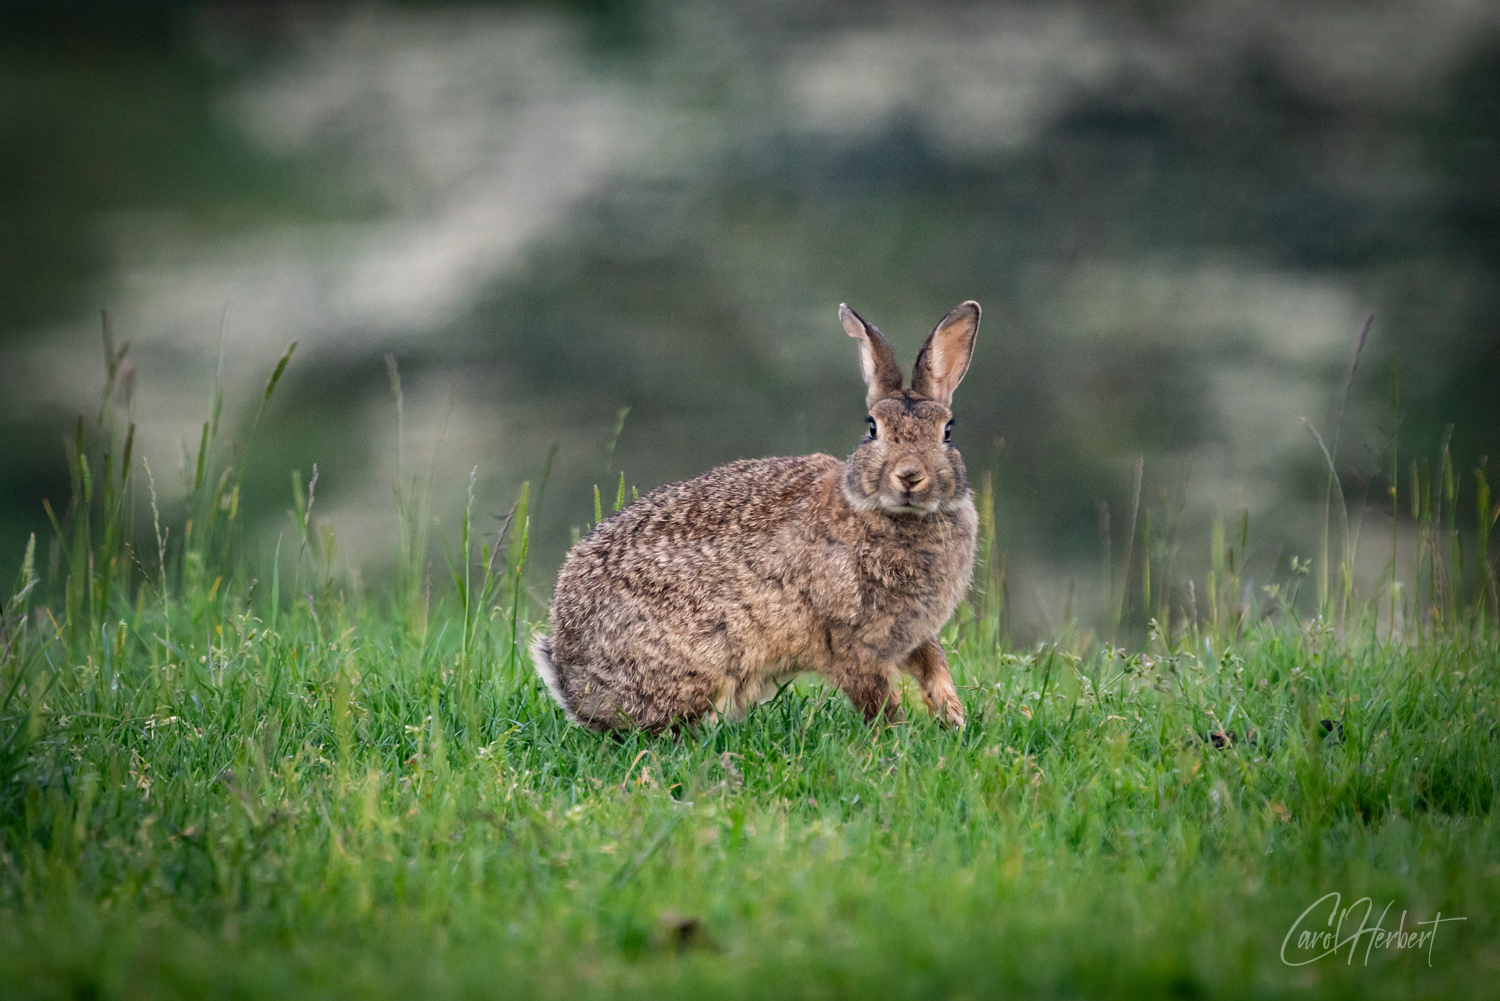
575 653 725 733
568 674 703 733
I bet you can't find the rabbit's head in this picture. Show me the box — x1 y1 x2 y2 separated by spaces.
840 301 981 516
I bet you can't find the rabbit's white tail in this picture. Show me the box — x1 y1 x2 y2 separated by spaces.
530 632 580 726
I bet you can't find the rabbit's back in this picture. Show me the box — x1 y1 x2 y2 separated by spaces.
570 454 840 577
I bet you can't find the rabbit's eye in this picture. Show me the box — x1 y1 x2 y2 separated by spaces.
943 420 954 443
865 416 878 439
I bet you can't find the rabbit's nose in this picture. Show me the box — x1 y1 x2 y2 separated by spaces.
892 467 928 492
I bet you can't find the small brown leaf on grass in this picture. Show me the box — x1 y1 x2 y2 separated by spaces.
1189 728 1259 750
655 912 717 953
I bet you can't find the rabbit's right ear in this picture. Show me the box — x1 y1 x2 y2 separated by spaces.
840 304 903 408
911 301 980 407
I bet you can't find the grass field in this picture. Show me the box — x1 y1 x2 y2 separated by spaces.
2 347 1498 999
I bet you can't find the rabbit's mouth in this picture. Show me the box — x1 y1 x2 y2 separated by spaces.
841 467 945 516
879 466 942 515
881 495 940 516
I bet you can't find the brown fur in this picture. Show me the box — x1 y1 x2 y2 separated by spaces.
533 301 982 732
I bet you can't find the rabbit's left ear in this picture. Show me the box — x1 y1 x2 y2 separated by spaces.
840 304 904 408
911 301 980 407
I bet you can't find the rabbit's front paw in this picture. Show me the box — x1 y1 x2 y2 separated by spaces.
936 693 966 729
922 677 965 729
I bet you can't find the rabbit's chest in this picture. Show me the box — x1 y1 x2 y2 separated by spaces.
848 502 977 638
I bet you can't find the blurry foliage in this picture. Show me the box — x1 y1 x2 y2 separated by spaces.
1 1 1498 597
1413 45 1500 464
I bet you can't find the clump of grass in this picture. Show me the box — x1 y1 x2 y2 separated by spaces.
1088 326 1499 654
0 321 1497 1000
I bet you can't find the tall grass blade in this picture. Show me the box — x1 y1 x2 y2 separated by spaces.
603 406 631 479
1114 455 1144 633
266 342 298 401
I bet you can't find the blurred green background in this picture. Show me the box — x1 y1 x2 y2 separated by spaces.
2 0 1497 635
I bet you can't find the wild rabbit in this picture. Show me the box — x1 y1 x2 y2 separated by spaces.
532 301 981 732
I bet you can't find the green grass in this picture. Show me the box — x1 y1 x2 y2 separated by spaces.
2 590 1498 1000
2 339 1499 999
